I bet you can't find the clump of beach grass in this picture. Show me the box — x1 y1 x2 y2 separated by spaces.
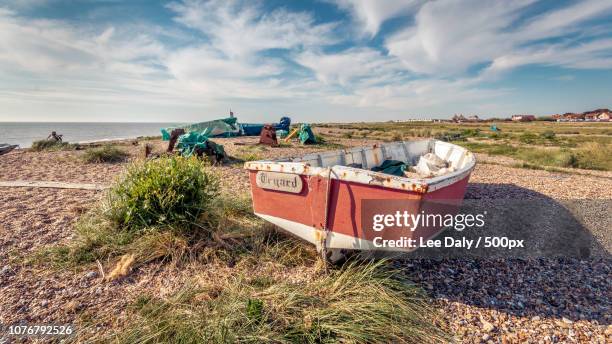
540 130 556 140
233 145 268 162
114 260 448 344
40 156 221 267
30 139 73 151
82 145 129 163
574 142 612 170
105 156 219 231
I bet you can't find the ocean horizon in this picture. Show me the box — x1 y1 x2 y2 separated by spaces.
0 122 184 148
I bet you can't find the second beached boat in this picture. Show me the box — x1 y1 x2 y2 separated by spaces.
245 139 476 262
0 144 18 156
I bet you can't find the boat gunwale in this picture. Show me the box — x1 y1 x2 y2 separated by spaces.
244 139 476 193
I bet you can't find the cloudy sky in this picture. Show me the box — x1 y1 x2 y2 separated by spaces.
1 0 611 122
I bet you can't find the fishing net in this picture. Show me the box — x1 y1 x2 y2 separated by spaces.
161 117 239 140
298 123 317 144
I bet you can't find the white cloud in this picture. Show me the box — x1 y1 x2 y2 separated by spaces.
295 48 404 86
167 0 337 58
328 77 507 112
386 0 535 75
517 0 612 41
485 38 612 76
332 0 422 36
0 10 164 76
385 0 612 76
167 47 283 80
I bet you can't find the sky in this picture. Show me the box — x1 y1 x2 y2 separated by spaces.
0 0 611 123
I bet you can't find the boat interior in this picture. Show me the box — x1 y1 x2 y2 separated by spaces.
287 139 474 171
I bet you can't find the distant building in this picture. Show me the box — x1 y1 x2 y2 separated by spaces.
511 115 536 122
553 108 610 122
452 114 467 123
466 115 480 122
562 113 585 121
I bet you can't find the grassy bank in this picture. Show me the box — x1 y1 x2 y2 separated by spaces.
319 121 612 171
456 141 611 170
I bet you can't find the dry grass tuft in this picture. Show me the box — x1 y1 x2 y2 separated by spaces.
106 254 135 281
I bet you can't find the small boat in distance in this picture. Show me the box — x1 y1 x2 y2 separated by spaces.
0 144 18 156
245 139 476 262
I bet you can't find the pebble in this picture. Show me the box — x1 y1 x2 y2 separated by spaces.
481 319 495 332
85 271 98 279
1 265 11 276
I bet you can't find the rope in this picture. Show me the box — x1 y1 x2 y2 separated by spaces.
320 167 333 264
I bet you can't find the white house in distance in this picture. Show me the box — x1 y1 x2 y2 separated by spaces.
511 115 536 122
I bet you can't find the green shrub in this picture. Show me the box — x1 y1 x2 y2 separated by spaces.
519 149 578 168
106 156 219 231
30 139 72 151
488 132 507 140
461 128 481 137
391 131 403 141
540 130 556 140
235 151 262 162
341 131 354 139
519 132 538 144
82 145 129 163
574 142 612 170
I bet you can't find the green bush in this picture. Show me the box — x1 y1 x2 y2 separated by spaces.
574 142 612 170
106 156 219 231
341 131 354 139
30 139 72 151
519 132 538 144
460 128 481 137
540 130 556 140
82 145 129 163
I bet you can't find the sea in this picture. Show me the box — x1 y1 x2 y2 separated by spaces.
0 122 183 148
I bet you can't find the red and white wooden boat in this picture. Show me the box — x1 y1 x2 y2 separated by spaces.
245 139 476 262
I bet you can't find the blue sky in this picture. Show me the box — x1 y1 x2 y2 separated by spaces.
0 0 611 122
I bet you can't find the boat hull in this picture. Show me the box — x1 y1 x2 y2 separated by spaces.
249 171 471 252
0 144 18 156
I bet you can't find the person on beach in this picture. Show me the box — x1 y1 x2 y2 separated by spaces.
47 131 63 142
